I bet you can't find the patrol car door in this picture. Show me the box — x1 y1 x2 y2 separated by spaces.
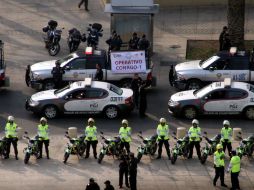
204 59 231 82
222 89 248 114
201 89 227 113
230 57 249 82
63 58 88 81
85 57 106 80
63 89 88 112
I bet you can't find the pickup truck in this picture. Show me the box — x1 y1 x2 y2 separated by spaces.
26 48 155 90
0 41 9 88
174 49 254 90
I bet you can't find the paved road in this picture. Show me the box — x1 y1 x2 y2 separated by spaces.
0 0 254 189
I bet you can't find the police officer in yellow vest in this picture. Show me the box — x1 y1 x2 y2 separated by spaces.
85 118 98 159
213 144 227 187
5 116 18 160
221 120 232 157
156 118 170 159
188 119 201 159
227 150 241 190
119 119 131 154
37 117 50 159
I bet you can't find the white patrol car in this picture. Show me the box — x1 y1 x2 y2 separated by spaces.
25 78 134 119
168 78 254 120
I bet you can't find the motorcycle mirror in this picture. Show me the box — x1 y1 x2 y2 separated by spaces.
172 132 176 135
65 131 68 134
100 131 104 134
203 131 207 135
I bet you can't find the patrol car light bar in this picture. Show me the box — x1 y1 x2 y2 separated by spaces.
224 78 231 88
84 78 92 86
85 47 93 55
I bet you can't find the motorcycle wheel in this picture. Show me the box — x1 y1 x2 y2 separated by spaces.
24 153 30 164
48 43 60 56
79 146 86 157
151 144 158 156
171 153 177 165
63 152 70 164
200 154 207 164
98 153 104 164
137 152 143 163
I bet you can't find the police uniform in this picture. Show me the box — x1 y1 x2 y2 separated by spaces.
188 126 201 159
213 145 227 187
228 152 241 190
156 122 170 159
5 122 18 159
37 123 50 159
221 124 232 156
85 125 98 158
119 126 131 153
51 63 65 88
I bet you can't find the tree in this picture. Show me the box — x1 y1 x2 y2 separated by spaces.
227 0 245 50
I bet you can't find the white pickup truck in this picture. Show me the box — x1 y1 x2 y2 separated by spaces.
25 48 155 90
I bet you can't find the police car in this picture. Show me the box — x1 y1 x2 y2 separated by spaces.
168 78 254 120
25 78 134 119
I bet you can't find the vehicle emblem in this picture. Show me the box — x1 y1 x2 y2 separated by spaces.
217 73 222 78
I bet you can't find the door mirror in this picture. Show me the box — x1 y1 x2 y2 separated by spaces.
65 66 70 71
209 66 214 71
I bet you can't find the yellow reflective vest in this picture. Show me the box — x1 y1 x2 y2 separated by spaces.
230 155 241 173
214 151 225 167
157 124 169 140
85 126 97 141
5 122 17 138
221 127 232 142
38 124 49 140
188 126 201 141
119 127 131 142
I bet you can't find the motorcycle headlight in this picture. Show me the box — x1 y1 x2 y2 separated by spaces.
29 99 39 106
168 100 180 107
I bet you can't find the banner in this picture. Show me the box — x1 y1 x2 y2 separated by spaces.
110 51 147 73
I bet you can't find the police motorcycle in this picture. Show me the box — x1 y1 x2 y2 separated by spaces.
236 132 254 159
42 20 63 56
23 131 40 164
171 132 190 164
136 131 157 163
200 132 221 164
0 136 7 158
67 28 86 53
98 131 124 164
86 23 103 49
63 131 86 164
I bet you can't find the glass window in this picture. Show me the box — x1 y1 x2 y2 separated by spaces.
69 90 86 99
69 59 86 70
206 90 227 100
86 57 105 69
201 56 220 69
230 57 249 70
84 89 108 99
108 84 123 95
226 89 247 99
58 55 73 65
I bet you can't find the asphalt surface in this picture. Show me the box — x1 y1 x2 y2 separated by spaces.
0 0 254 190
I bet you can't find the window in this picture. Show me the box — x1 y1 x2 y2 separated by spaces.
206 90 226 100
84 89 108 99
57 55 73 65
69 90 86 99
201 56 220 69
226 89 247 99
230 57 249 70
109 84 123 95
86 57 106 69
69 59 86 70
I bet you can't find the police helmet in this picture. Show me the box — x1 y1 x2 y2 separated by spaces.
223 120 230 126
159 118 166 123
122 119 128 125
8 116 14 122
88 118 94 123
216 144 223 150
192 119 199 125
40 117 47 123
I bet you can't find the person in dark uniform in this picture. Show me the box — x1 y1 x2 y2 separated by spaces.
94 64 103 81
131 73 142 108
106 32 118 51
169 65 174 86
51 60 65 89
119 155 129 189
78 0 89 11
219 26 228 51
115 35 123 51
128 32 140 50
222 31 231 51
85 178 100 190
138 82 147 117
104 180 115 190
138 34 150 57
129 153 138 190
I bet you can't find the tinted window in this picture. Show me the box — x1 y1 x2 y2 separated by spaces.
230 57 249 70
70 59 86 70
206 90 226 100
69 90 86 99
84 89 108 99
86 57 105 69
226 89 247 99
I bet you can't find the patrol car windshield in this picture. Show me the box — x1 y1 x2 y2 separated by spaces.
57 55 74 65
54 84 70 95
194 84 212 97
109 84 123 95
200 56 220 68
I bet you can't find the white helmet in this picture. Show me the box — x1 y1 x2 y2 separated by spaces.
40 117 47 123
159 118 166 123
8 116 14 122
223 120 230 126
122 119 128 125
88 118 95 123
192 119 199 125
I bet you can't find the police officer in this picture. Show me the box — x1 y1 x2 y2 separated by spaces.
104 180 115 190
85 178 100 190
138 82 147 117
131 73 142 108
119 119 131 154
78 0 89 11
51 60 65 89
219 26 228 51
227 150 241 190
129 152 138 190
5 116 18 160
188 119 201 159
156 118 171 160
119 155 129 189
85 118 98 159
169 65 174 86
37 117 50 159
94 63 103 81
213 144 227 187
221 120 232 157
128 32 140 50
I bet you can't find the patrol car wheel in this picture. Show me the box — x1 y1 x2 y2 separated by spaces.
43 105 58 119
182 106 197 119
104 106 119 119
43 80 55 90
186 79 202 90
244 106 254 120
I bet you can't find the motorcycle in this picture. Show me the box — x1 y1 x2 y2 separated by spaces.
171 132 190 164
0 136 7 159
98 131 124 164
67 28 86 53
236 132 254 159
136 131 157 163
87 23 103 49
63 131 86 164
200 132 221 164
23 131 40 164
42 20 63 56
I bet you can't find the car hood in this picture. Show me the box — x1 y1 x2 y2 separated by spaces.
171 90 197 101
121 88 133 98
30 60 57 72
31 90 58 101
175 60 201 71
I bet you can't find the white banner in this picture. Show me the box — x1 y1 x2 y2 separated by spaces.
110 51 147 73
